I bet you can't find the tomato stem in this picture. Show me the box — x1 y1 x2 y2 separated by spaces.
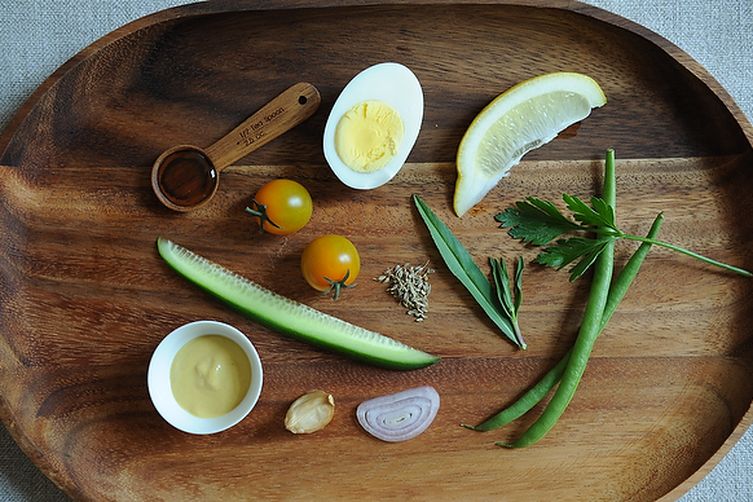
245 199 281 233
324 269 355 300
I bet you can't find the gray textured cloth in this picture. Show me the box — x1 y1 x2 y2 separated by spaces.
0 1 751 500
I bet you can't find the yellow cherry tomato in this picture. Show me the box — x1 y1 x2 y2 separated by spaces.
301 235 360 300
246 179 312 235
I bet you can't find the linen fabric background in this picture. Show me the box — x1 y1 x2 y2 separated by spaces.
0 1 751 500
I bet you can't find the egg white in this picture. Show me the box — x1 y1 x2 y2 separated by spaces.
323 62 424 189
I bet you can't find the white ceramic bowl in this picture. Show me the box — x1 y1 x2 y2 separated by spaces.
147 320 263 434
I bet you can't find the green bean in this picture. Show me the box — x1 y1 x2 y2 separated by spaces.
464 212 664 432
463 354 567 432
500 149 616 448
602 216 663 321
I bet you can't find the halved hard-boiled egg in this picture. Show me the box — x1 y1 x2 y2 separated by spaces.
323 63 424 189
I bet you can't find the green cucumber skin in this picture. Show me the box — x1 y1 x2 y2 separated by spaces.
157 239 440 370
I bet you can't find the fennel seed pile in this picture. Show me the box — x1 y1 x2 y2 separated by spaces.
375 261 434 322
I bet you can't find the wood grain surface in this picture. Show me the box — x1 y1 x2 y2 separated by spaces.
1 2 752 500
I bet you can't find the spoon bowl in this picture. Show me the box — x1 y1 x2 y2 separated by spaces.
151 145 219 212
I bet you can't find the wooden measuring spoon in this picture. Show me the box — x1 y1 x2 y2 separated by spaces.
151 82 321 212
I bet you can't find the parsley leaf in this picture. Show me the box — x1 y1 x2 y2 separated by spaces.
536 237 612 281
497 194 620 280
495 197 580 245
563 194 617 232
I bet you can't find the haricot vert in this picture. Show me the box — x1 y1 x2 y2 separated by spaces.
465 149 751 447
464 213 663 432
501 149 617 448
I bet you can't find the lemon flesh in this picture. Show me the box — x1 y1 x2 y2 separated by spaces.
454 72 607 217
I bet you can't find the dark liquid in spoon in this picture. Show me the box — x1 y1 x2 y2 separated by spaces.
157 149 217 207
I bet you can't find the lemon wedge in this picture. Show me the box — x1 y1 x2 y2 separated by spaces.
453 72 607 216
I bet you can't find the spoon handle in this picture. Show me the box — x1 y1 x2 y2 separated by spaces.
205 82 321 171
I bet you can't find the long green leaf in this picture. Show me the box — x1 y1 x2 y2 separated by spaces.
513 256 524 315
413 195 520 346
491 258 515 319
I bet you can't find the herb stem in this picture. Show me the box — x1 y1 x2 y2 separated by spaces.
513 321 526 351
621 234 752 277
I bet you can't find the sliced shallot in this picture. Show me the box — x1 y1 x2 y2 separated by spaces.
356 386 440 442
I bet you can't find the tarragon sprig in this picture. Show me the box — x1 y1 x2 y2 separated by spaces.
413 194 527 349
489 257 526 349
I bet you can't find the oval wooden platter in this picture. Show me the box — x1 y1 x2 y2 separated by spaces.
2 2 752 500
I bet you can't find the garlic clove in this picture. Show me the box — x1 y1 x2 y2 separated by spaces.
285 390 335 434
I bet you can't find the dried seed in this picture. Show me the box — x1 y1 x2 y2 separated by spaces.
375 261 433 321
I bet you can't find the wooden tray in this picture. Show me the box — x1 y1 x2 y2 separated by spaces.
2 1 752 500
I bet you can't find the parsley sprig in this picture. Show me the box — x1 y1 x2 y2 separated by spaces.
496 192 752 281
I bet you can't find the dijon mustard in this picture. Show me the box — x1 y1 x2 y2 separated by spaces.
170 335 251 418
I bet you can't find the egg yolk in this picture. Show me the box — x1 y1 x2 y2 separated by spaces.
170 335 251 418
334 101 404 173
